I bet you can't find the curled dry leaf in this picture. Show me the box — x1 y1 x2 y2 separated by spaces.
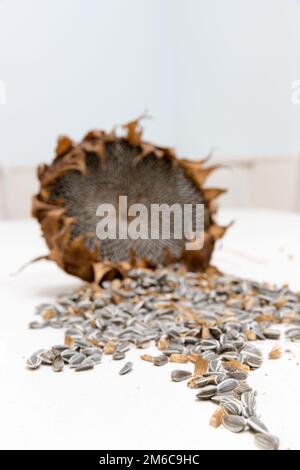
32 117 228 283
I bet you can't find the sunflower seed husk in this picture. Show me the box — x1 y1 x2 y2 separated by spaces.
222 415 247 433
140 354 154 363
268 345 282 359
254 433 279 450
209 406 227 428
194 357 208 376
119 361 133 375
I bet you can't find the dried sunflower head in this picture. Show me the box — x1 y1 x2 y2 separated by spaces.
32 118 228 283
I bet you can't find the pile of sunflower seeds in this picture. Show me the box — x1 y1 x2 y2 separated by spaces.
26 266 300 450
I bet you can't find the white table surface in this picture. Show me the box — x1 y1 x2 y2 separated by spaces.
1 208 300 450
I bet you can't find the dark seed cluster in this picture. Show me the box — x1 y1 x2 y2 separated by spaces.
27 266 300 450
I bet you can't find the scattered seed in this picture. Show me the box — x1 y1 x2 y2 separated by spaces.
52 356 64 372
169 353 189 363
217 379 239 394
222 415 246 433
254 433 279 450
194 357 208 376
113 352 126 360
268 345 282 360
247 416 269 434
140 354 154 363
171 370 192 382
196 385 217 399
26 355 42 370
75 361 94 372
210 406 227 428
153 355 169 366
69 353 86 368
119 362 133 375
26 266 300 449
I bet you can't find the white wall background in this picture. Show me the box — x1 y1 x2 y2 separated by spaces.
0 0 300 217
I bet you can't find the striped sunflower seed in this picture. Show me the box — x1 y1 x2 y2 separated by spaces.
75 360 94 372
26 355 42 370
113 352 126 360
69 353 86 368
196 385 217 399
217 378 239 394
254 433 279 450
153 355 168 366
222 415 246 433
119 362 133 375
247 416 269 434
52 356 64 372
171 370 192 382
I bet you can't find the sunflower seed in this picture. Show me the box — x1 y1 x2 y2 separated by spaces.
88 353 102 365
26 355 42 370
153 355 168 366
40 350 56 365
119 362 133 375
171 370 192 382
228 371 248 381
217 379 239 394
263 328 280 340
61 349 76 362
209 359 222 372
75 360 94 372
51 344 69 355
247 416 269 434
69 353 86 368
113 352 126 360
196 385 217 399
116 342 131 353
285 327 300 340
222 415 246 433
254 433 279 450
52 356 64 372
221 399 243 415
